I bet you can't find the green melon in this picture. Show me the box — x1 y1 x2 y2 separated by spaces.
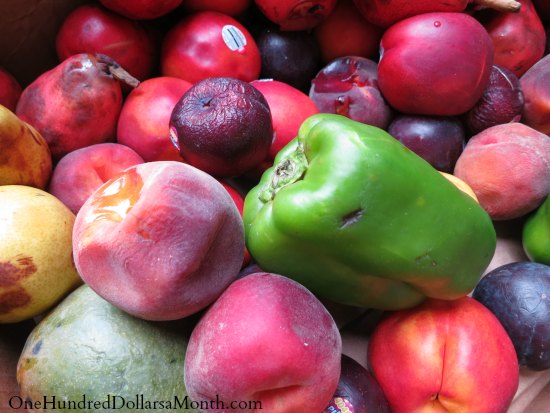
16 284 199 412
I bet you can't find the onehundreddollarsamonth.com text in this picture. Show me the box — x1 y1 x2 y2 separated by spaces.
8 394 263 410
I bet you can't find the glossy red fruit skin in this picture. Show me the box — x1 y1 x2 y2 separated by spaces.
483 0 546 78
378 12 494 116
56 4 157 81
0 67 22 111
314 0 383 63
117 76 192 162
352 0 468 28
98 0 183 20
15 53 123 162
161 11 261 84
254 0 338 31
251 79 319 163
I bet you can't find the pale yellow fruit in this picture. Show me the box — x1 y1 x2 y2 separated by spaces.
439 171 479 203
0 104 52 189
0 185 82 323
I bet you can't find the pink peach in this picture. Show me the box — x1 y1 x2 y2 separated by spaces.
48 143 144 214
454 122 550 220
184 272 342 412
72 161 244 321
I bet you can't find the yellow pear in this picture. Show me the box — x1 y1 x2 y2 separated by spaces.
0 104 52 189
0 185 82 323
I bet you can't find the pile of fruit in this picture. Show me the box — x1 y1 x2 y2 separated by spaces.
1 0 550 412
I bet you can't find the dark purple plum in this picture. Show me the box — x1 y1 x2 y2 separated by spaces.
463 64 524 135
309 56 393 129
323 354 390 413
472 261 550 371
387 115 465 173
169 77 273 178
255 25 322 93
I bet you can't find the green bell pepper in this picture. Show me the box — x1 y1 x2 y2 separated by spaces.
243 114 496 310
523 195 550 265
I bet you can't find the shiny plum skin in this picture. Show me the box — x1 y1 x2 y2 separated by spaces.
323 354 390 413
169 77 273 178
309 56 393 129
387 115 465 173
464 64 524 135
472 262 550 371
255 26 322 93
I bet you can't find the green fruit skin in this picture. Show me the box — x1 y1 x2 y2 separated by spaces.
16 285 199 413
523 195 550 265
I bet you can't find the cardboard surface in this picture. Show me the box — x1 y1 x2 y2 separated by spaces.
0 0 91 87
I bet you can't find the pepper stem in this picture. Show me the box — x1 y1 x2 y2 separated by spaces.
259 144 308 203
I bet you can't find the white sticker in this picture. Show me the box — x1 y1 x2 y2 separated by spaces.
222 25 247 51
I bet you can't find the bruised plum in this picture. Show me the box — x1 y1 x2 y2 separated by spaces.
464 64 524 135
169 77 273 178
472 261 550 371
309 56 393 129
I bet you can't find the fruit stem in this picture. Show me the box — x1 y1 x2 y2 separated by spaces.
259 144 308 203
471 0 521 12
95 53 140 89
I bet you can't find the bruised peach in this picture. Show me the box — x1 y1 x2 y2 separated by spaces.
454 122 550 220
184 272 342 412
48 143 144 215
72 161 244 321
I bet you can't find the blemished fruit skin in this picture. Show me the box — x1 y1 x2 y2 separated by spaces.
17 284 199 413
0 185 82 324
15 53 123 162
72 161 245 321
0 104 52 189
